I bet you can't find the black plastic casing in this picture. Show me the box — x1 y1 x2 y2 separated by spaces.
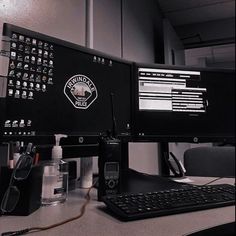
98 136 122 201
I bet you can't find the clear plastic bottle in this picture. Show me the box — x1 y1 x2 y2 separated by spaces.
41 134 68 206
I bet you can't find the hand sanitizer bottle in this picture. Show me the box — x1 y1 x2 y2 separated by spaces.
41 134 69 206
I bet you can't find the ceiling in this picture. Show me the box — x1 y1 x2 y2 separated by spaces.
158 0 235 48
158 0 235 26
185 43 235 68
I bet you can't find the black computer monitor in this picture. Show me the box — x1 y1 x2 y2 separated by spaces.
132 63 235 143
1 23 132 152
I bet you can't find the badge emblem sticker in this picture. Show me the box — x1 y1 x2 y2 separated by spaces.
64 74 98 109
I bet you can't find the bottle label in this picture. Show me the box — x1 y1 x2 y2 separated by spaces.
54 187 65 194
41 173 67 199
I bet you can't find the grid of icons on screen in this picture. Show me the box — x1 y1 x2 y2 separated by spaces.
7 32 54 100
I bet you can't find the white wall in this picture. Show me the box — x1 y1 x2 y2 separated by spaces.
163 18 185 65
128 142 159 174
185 44 235 69
175 18 235 47
122 0 164 63
0 0 86 45
93 0 121 57
93 0 164 63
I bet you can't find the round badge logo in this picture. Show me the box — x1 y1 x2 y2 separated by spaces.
64 74 98 109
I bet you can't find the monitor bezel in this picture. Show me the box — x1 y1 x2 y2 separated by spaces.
132 62 235 144
1 23 133 149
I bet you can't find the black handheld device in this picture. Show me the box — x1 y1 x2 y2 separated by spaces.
98 94 122 201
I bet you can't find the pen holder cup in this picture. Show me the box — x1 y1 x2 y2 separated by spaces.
0 165 43 216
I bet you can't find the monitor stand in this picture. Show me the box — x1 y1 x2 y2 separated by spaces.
120 168 188 193
158 142 171 176
119 141 188 193
79 157 93 188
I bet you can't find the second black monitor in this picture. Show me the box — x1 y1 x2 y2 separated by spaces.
133 63 235 143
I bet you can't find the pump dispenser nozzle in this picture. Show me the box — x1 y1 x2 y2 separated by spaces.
55 134 67 146
52 134 67 159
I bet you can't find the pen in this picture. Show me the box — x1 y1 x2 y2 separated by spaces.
34 153 40 165
13 141 21 167
20 141 24 154
26 143 33 154
8 142 14 169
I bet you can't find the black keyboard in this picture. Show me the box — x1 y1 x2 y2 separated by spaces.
102 184 235 221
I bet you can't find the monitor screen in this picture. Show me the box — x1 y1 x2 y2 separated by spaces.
1 23 132 147
133 63 235 143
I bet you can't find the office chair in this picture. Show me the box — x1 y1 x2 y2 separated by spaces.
183 146 235 177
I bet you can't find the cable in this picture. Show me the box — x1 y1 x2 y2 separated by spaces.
202 176 235 186
190 176 234 187
202 177 224 186
1 180 98 236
